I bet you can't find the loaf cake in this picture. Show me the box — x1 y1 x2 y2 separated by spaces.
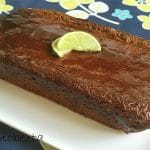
0 9 150 133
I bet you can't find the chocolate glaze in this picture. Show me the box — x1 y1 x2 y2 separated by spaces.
0 9 150 132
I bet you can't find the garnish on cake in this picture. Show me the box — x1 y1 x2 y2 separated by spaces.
51 31 101 57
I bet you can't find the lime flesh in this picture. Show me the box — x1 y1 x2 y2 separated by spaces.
58 31 101 51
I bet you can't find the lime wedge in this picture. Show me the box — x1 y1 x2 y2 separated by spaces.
51 31 101 57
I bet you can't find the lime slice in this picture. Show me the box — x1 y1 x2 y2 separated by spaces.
52 38 71 57
51 31 101 57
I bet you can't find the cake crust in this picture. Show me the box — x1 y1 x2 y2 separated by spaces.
0 9 150 133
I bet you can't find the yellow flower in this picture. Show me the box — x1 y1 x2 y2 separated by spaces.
122 0 150 12
0 0 13 14
46 0 95 10
138 15 150 30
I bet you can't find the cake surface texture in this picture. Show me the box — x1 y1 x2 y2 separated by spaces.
0 9 150 133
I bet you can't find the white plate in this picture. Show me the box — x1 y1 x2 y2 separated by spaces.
0 79 150 150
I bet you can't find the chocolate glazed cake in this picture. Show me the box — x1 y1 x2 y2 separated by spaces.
0 9 150 133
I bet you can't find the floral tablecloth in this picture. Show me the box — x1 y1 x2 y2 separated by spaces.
0 0 150 150
0 0 150 39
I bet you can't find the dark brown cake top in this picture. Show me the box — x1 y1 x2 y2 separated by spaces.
0 9 150 120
